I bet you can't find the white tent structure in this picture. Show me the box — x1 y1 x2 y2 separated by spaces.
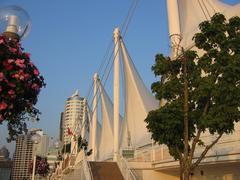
87 0 240 163
97 79 124 160
167 0 240 57
119 39 159 149
88 76 102 161
87 28 159 161
111 28 159 157
98 79 114 160
53 1 240 179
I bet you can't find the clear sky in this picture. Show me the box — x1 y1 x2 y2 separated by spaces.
0 0 239 156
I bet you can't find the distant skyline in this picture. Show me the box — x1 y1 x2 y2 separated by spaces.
0 0 239 157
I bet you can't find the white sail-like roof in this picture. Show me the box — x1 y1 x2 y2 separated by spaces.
178 0 240 49
120 39 159 148
87 108 101 157
98 80 114 160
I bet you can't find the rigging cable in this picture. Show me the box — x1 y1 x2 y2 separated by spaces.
79 0 140 141
201 0 212 19
197 0 209 20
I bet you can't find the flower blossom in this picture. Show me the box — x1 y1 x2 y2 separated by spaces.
32 83 40 91
15 59 26 68
3 61 13 70
0 115 3 123
0 102 7 110
0 39 4 44
34 69 39 76
8 90 15 95
0 72 5 81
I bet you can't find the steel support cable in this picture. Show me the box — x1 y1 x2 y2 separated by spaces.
98 0 140 88
197 0 209 20
85 0 140 118
85 0 140 105
205 0 217 14
85 40 114 103
201 0 212 19
121 0 140 37
77 0 140 142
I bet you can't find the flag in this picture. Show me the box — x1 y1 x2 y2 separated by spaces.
67 128 73 136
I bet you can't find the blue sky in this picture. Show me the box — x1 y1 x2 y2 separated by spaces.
0 0 239 156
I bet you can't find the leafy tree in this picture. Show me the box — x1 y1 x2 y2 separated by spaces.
145 13 240 179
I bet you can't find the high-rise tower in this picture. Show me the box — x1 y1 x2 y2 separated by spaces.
11 134 33 180
62 90 87 145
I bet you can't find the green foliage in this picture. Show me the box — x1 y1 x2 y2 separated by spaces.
61 136 92 156
145 13 240 160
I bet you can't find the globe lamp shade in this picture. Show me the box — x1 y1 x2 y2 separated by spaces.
54 141 62 149
0 5 31 40
31 134 41 144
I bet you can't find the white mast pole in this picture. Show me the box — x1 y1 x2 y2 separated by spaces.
81 98 87 140
167 0 181 58
113 28 120 161
92 73 98 161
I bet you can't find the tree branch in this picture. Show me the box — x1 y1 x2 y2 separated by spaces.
182 51 189 166
176 146 184 180
189 129 202 163
189 100 209 163
191 132 223 170
176 145 183 162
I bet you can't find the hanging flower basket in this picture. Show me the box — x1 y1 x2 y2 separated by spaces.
0 35 45 141
29 156 50 177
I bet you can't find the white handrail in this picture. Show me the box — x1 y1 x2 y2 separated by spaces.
82 152 93 180
116 153 138 180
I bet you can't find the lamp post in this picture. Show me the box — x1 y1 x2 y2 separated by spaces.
54 140 63 160
0 5 31 40
31 133 41 180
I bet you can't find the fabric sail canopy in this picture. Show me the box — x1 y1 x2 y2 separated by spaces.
98 79 115 160
120 39 159 149
87 106 102 159
177 0 240 49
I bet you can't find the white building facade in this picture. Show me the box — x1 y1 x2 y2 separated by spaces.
62 91 87 145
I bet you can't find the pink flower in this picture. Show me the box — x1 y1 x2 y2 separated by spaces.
24 73 30 79
0 115 3 123
9 47 17 53
32 83 40 91
15 59 25 68
3 61 13 70
8 90 15 95
0 102 7 110
19 74 25 80
8 59 14 63
33 69 39 76
25 53 31 59
0 39 4 44
12 73 19 79
0 72 5 81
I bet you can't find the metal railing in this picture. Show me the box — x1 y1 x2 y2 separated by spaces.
116 153 138 180
130 129 240 164
82 151 94 180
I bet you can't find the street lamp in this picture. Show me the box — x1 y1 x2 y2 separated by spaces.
54 140 62 161
54 140 62 149
31 133 41 180
0 5 31 40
